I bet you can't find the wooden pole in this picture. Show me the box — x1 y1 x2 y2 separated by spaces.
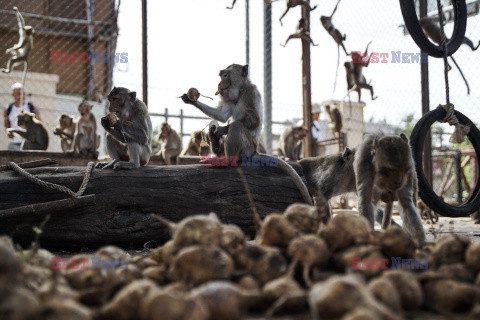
302 2 313 157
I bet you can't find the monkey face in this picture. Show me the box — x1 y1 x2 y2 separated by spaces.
107 87 136 119
16 111 34 128
160 123 171 138
292 126 308 141
217 64 249 101
320 16 329 27
58 114 72 129
78 102 93 116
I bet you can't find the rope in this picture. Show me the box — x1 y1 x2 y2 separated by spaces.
435 0 470 144
8 161 95 198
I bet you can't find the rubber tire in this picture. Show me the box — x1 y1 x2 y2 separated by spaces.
410 107 480 217
399 0 467 58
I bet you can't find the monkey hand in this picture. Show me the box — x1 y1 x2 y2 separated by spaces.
13 6 18 11
180 94 194 105
101 117 111 130
113 121 123 131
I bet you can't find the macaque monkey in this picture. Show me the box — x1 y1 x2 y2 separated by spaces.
157 122 182 165
419 16 472 94
97 87 153 170
354 133 425 246
345 42 377 102
181 130 210 156
279 0 317 26
281 18 318 47
324 105 342 137
181 64 312 205
278 125 308 161
299 147 355 221
53 113 76 152
320 0 348 55
7 111 48 150
73 101 99 158
1 7 33 74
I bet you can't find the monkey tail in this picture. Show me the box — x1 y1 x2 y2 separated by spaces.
150 213 177 232
381 202 393 230
271 155 313 206
20 61 28 107
333 45 340 93
237 168 263 231
450 56 470 95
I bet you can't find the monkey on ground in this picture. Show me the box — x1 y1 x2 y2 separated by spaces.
181 130 210 156
181 64 312 205
278 125 308 161
7 111 48 150
54 113 76 152
320 0 348 55
419 16 472 94
157 122 182 165
2 7 33 74
279 0 317 26
97 87 153 170
73 101 100 158
281 18 318 47
344 42 377 102
324 105 342 137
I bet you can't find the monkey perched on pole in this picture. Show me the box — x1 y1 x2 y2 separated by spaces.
181 64 312 205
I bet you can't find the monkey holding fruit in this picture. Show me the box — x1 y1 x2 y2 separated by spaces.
53 113 76 152
181 130 210 156
278 125 308 161
7 111 48 150
97 87 153 170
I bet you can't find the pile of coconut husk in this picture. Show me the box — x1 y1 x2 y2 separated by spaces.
1 205 480 320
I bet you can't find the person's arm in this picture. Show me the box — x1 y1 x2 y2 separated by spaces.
32 105 41 121
3 108 10 129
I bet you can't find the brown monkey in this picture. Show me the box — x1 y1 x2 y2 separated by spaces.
354 133 425 246
320 0 348 55
1 7 33 74
97 87 153 170
278 125 308 161
324 105 342 137
7 111 48 150
279 0 317 26
281 18 318 47
73 101 99 158
53 113 76 152
345 42 377 102
419 17 471 94
181 130 210 156
181 64 313 205
157 122 182 165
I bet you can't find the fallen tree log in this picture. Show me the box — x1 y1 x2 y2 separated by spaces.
0 163 310 250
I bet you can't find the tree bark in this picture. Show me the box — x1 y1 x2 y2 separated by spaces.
0 163 308 250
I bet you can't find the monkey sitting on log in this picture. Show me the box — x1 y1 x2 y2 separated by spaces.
279 0 317 26
281 18 318 47
157 122 182 165
97 87 153 170
181 64 312 205
7 111 48 150
278 125 308 161
53 113 76 152
324 105 342 137
345 42 377 102
181 130 210 156
73 101 100 158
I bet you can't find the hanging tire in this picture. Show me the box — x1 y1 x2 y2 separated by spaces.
410 107 480 217
399 0 467 58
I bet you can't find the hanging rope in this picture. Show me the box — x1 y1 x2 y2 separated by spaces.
435 0 470 144
8 161 95 198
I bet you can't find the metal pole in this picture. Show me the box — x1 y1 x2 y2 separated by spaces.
142 0 148 106
263 2 272 154
86 0 95 99
420 0 433 185
246 0 250 65
456 151 462 203
302 2 313 157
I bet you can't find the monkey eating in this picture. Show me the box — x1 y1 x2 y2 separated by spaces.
281 18 318 47
354 133 425 246
73 100 100 158
181 130 210 156
279 0 317 26
7 111 48 150
181 64 312 205
97 87 153 170
157 122 182 165
324 105 342 138
278 125 308 161
345 42 377 102
53 113 76 152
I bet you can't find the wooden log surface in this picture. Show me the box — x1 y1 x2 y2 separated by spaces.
0 163 309 250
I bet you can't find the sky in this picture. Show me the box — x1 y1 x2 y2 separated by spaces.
113 0 480 141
